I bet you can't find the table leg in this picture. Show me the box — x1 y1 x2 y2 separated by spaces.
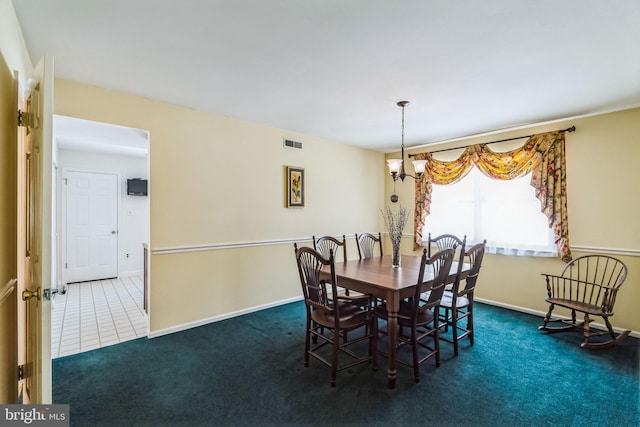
387 294 399 389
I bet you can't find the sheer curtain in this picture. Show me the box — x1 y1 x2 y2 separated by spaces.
426 167 557 256
412 131 572 262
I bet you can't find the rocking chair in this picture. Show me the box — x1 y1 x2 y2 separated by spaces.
539 255 630 349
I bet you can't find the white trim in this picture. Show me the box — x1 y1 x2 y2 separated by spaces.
475 297 639 339
148 295 303 338
154 233 386 255
0 278 17 305
151 235 640 258
570 245 640 257
154 236 321 255
119 269 143 278
417 241 640 258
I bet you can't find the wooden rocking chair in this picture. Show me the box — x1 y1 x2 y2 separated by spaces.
539 255 631 349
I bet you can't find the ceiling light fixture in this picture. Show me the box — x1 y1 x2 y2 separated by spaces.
387 101 427 202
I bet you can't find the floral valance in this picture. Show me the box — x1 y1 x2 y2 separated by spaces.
412 131 572 262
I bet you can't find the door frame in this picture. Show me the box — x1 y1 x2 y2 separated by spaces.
61 168 120 285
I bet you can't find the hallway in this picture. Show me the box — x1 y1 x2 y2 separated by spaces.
51 275 148 358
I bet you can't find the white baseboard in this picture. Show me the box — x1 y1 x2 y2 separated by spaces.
119 269 144 278
148 295 304 339
475 297 640 339
147 295 638 340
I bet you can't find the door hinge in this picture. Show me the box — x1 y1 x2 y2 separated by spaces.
17 109 34 128
65 262 68 269
18 365 24 381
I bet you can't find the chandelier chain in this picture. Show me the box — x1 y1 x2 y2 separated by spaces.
401 103 405 150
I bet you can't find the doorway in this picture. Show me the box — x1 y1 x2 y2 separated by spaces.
52 115 149 357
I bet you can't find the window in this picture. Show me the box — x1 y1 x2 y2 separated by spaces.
424 167 557 257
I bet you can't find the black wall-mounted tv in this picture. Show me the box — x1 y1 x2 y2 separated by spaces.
127 178 148 196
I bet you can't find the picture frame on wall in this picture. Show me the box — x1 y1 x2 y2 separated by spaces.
286 166 305 208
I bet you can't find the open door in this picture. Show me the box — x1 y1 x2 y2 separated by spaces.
0 52 19 403
20 55 54 404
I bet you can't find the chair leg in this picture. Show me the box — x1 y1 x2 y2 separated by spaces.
544 303 554 326
434 317 441 368
468 304 474 346
581 316 631 349
304 316 311 367
539 303 555 330
442 307 450 332
312 322 319 344
370 316 378 370
451 309 459 356
603 316 617 341
582 313 592 348
411 327 420 383
330 329 339 387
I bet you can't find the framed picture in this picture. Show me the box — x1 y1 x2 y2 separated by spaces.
286 166 305 208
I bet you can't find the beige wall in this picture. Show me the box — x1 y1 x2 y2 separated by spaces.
388 108 640 332
54 79 385 333
52 78 640 335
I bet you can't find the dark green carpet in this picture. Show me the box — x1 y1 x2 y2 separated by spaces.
53 302 639 427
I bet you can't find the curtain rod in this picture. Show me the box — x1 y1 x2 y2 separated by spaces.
408 125 576 156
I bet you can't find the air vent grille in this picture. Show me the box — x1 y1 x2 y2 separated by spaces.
283 139 302 149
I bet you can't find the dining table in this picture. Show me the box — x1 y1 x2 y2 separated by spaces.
321 253 468 389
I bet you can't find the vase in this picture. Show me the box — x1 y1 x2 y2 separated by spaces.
392 244 401 267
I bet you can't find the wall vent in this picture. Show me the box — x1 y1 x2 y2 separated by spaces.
283 139 302 149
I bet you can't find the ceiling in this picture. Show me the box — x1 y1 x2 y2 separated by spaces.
13 0 640 153
53 115 149 157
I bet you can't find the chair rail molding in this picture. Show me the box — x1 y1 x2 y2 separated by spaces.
152 235 357 255
153 239 639 257
570 245 640 257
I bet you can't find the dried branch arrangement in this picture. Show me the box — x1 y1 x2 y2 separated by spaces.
381 204 409 265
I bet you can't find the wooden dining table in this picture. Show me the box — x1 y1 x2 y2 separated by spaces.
321 254 468 389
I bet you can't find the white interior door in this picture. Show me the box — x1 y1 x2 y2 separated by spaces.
65 170 118 283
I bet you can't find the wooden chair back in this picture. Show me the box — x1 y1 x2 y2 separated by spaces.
457 241 486 296
416 248 455 311
551 255 627 313
356 232 383 260
427 233 466 258
294 244 336 315
313 235 347 263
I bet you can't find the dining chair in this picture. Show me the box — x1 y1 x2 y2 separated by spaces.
439 241 486 356
427 233 466 294
294 243 377 387
427 233 466 258
375 248 455 383
313 235 367 303
313 235 347 263
355 232 383 260
539 254 630 348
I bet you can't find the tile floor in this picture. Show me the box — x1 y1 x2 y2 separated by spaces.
51 275 149 358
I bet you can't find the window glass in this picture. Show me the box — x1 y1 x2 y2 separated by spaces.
425 167 557 256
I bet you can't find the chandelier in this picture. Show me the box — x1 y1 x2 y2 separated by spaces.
387 101 426 202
